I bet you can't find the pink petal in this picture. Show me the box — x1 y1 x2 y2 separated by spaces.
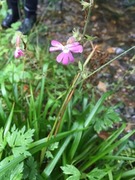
67 51 74 62
68 44 83 53
14 48 24 58
56 52 74 65
67 37 76 44
61 54 69 65
49 46 62 52
67 42 80 47
16 35 21 47
56 52 65 63
51 40 63 48
56 52 69 65
50 40 64 52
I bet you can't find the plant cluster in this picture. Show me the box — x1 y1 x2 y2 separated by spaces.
0 0 135 179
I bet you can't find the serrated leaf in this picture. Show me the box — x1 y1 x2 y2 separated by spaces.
61 165 81 180
49 142 59 151
23 157 37 180
94 119 102 133
2 63 32 83
87 168 106 180
45 142 59 159
104 117 113 127
46 150 53 159
6 125 34 157
12 146 31 157
93 106 121 133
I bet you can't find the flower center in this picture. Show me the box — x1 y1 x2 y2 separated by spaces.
62 45 70 53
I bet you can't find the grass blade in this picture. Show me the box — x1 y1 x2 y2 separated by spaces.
4 103 14 137
84 91 112 127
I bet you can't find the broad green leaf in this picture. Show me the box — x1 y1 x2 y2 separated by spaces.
6 125 34 157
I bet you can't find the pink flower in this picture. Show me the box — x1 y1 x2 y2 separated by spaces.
14 35 25 58
14 47 24 58
49 40 83 65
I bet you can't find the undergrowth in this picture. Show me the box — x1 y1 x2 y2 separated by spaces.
0 0 135 180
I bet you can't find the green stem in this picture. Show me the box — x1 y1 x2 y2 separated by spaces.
82 0 93 39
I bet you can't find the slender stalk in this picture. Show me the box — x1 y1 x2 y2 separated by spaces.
83 45 97 68
82 0 94 39
54 73 80 135
79 45 135 84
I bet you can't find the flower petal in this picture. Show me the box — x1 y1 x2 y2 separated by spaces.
67 36 76 44
50 40 64 52
56 52 65 63
14 48 24 58
51 40 63 48
61 54 69 65
49 47 62 52
68 51 74 62
67 42 80 47
56 52 74 65
66 42 83 53
56 52 69 65
68 44 83 53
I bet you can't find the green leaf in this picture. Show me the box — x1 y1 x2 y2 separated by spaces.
0 155 25 175
121 169 135 179
43 136 72 178
0 128 6 153
49 142 59 151
84 91 112 127
78 61 83 71
84 34 96 41
1 63 32 83
6 125 34 157
69 121 83 159
94 118 103 133
67 176 80 180
93 106 122 133
61 165 81 180
9 162 23 180
23 157 37 180
46 142 59 159
87 168 107 180
46 150 53 159
0 156 23 179
4 104 14 137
